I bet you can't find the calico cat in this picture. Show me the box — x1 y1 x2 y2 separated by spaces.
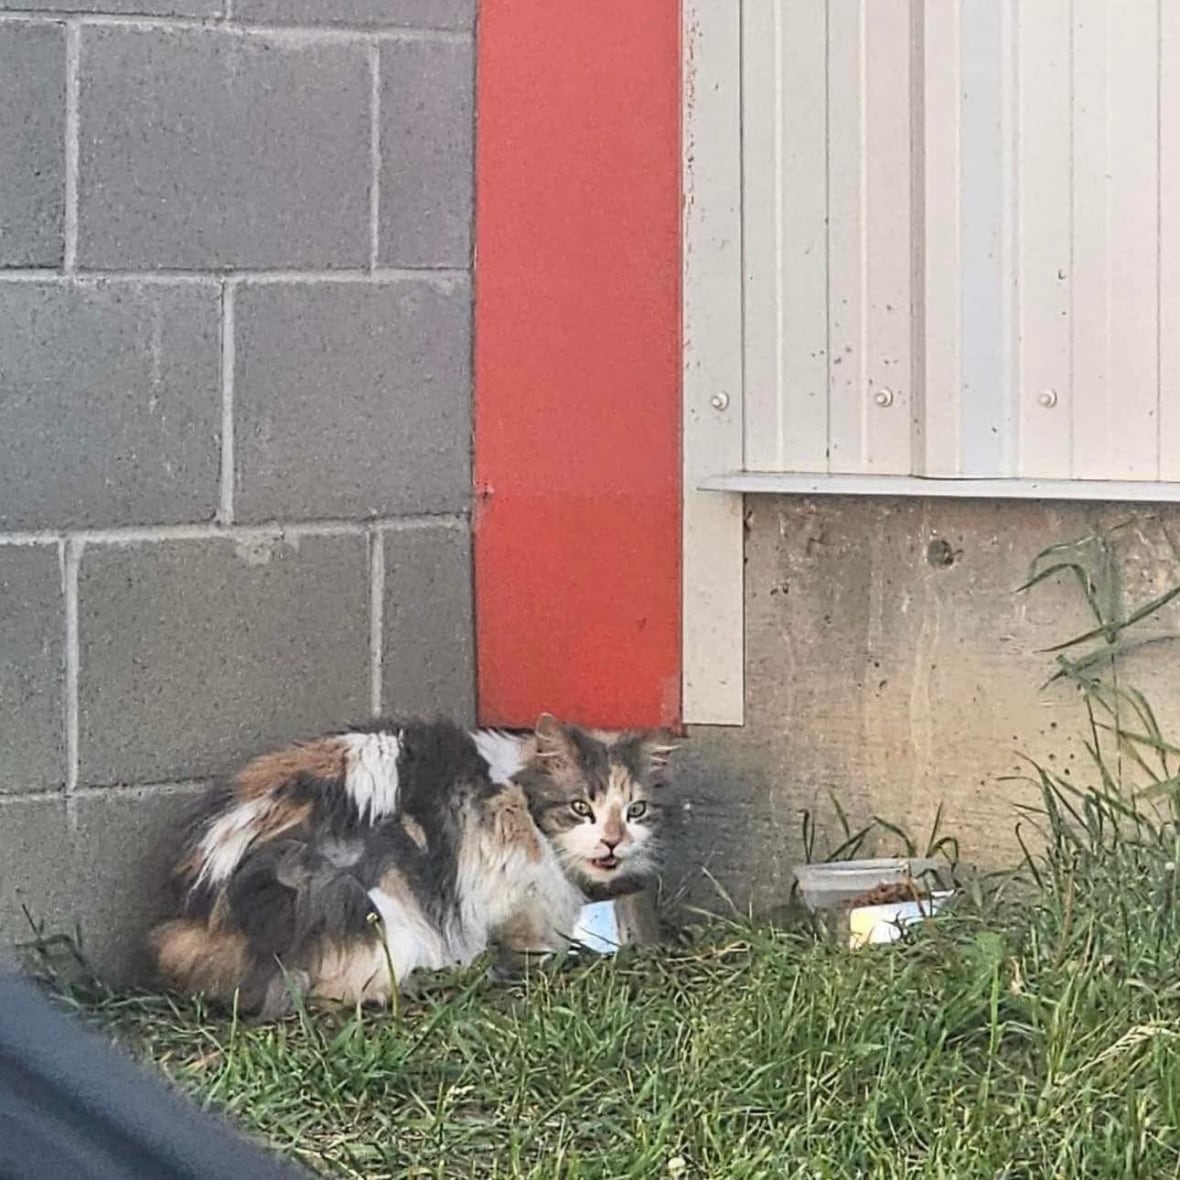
151 714 676 1018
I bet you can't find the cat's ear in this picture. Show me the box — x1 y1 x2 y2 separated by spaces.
534 713 574 762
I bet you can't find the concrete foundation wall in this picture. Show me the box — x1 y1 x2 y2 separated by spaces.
0 3 475 980
665 496 1180 916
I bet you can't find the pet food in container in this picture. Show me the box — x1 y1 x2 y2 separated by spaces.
793 857 954 949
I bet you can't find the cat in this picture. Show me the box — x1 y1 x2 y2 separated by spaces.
151 714 676 1018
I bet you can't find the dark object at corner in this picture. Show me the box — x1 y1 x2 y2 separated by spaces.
0 973 304 1180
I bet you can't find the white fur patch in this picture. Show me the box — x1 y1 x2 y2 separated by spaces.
367 886 452 976
195 798 266 886
307 884 453 1005
451 805 583 955
310 941 392 1005
341 730 402 821
471 729 526 784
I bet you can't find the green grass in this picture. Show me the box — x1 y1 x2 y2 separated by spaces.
43 522 1180 1177
59 796 1180 1180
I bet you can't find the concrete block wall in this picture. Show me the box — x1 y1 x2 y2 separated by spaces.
0 2 475 981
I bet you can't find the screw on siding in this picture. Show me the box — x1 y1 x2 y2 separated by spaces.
1038 389 1058 408
873 388 894 407
710 392 730 411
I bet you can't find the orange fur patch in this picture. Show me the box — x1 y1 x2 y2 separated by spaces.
255 794 314 843
376 865 418 908
233 738 348 800
207 889 231 932
401 815 428 850
152 919 248 997
601 803 626 845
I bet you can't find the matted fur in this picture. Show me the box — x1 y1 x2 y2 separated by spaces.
152 715 676 1018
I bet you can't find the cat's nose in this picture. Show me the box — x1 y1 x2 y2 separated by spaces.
602 837 620 851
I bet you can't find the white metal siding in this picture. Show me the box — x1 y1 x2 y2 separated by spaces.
740 0 1176 484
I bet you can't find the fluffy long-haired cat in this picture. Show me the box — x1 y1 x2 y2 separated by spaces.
151 715 676 1018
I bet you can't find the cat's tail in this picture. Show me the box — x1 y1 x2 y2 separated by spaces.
152 840 387 1018
149 918 309 1019
150 919 249 1001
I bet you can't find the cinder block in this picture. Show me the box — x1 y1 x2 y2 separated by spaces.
379 39 474 267
0 24 65 267
69 786 205 985
0 546 64 793
0 282 220 529
3 1 218 12
382 524 474 721
235 0 472 28
0 797 71 967
0 788 208 985
234 280 471 522
78 534 370 785
77 28 370 270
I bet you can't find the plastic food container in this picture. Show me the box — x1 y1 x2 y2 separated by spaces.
793 857 954 948
793 857 946 910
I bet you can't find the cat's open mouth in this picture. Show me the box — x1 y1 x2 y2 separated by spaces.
589 855 620 871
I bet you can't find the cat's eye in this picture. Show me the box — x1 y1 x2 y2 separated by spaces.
570 799 593 818
627 801 648 819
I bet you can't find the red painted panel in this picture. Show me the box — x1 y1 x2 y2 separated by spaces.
474 1 682 729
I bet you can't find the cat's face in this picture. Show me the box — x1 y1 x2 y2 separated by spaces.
516 715 677 899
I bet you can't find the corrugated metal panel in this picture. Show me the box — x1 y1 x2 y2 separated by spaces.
1068 0 1110 480
1102 0 1158 479
919 0 962 476
743 0 914 476
742 0 828 472
739 0 1173 485
825 0 867 473
1016 0 1072 479
862 0 914 472
1164 2 1180 482
957 0 1017 477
